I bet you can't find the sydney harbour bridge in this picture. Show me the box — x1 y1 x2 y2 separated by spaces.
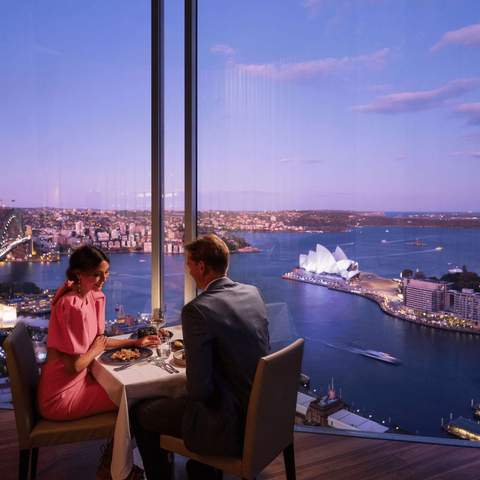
0 209 32 261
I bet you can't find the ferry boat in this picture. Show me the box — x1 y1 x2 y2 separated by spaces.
360 350 401 365
406 239 426 247
435 246 443 251
444 416 480 441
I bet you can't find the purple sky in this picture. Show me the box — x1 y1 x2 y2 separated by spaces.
1 0 480 212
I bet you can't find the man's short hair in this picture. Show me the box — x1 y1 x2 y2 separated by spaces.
185 234 229 274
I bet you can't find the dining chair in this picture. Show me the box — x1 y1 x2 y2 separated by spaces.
160 337 304 480
4 322 116 480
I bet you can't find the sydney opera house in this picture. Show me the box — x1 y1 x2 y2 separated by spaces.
299 244 360 281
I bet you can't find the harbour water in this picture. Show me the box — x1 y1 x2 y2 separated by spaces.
1 225 480 436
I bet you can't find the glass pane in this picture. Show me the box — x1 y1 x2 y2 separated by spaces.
0 0 151 392
198 0 480 440
164 0 185 325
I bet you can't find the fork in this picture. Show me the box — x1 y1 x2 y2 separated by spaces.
113 357 151 371
158 360 178 374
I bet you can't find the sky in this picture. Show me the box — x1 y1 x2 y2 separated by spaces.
1 0 480 211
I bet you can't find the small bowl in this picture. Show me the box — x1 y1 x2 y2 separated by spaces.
171 339 185 351
172 349 186 367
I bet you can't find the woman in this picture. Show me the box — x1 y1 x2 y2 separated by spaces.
37 245 158 421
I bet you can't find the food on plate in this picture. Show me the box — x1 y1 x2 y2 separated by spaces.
171 339 184 351
158 328 174 339
137 326 157 338
111 348 141 362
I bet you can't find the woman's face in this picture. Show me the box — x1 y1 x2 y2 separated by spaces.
77 260 110 294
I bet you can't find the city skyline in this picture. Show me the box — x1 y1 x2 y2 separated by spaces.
1 1 480 211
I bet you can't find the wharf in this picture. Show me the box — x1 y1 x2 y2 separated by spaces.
283 271 480 336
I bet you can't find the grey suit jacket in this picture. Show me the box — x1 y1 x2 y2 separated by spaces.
181 276 269 457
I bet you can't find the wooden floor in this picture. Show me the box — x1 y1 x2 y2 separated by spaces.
1 409 479 480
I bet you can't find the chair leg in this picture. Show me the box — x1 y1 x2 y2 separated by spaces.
18 449 30 480
30 448 39 479
283 443 296 480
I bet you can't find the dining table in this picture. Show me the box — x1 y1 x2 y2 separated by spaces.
91 325 186 480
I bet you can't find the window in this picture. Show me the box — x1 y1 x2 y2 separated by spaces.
0 1 151 359
197 0 480 440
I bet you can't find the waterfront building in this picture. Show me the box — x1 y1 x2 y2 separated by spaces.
0 304 16 328
296 385 345 427
449 289 480 323
328 409 389 434
299 244 359 281
403 278 448 312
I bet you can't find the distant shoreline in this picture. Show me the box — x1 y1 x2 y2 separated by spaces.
283 271 480 337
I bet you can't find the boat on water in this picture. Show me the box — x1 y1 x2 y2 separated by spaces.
444 416 480 441
406 239 426 247
359 350 401 365
435 246 443 251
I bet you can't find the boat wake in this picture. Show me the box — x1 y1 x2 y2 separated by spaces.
357 248 442 260
322 341 401 365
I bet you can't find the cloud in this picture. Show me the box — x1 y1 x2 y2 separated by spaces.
454 103 480 125
210 44 236 57
352 78 480 114
237 48 389 81
431 23 480 52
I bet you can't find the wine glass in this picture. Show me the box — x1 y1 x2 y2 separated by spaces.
151 307 168 358
151 307 167 335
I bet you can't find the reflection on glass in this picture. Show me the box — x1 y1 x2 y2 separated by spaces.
0 1 151 391
198 0 480 439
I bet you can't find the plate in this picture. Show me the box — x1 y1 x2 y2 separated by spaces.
100 346 153 365
172 349 186 367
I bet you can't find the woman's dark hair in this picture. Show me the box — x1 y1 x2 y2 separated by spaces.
66 245 110 282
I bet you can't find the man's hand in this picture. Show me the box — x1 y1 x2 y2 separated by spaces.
136 335 160 348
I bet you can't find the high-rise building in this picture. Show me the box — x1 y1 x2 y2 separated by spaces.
75 221 84 236
403 278 448 312
449 289 480 323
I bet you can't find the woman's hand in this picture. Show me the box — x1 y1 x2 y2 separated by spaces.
90 335 109 356
136 335 160 348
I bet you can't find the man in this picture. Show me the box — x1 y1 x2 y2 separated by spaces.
132 234 269 480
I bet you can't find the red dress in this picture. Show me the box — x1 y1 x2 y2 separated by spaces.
37 290 116 421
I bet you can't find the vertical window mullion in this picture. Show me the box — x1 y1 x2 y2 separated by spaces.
151 0 164 317
184 0 198 304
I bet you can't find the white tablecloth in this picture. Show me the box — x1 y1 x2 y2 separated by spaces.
91 325 186 480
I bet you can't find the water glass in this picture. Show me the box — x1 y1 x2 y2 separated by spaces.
156 341 171 360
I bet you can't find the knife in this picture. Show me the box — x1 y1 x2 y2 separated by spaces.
113 357 151 371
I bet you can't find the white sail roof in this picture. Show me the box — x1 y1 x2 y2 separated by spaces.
298 243 359 280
